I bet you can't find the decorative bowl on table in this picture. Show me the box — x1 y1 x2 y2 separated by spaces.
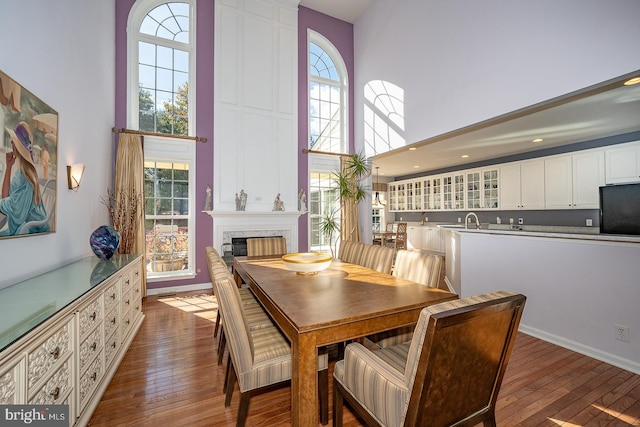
282 252 332 275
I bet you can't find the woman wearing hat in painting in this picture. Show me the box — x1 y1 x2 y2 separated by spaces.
0 121 48 236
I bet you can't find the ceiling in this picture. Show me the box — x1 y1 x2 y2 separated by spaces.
373 73 640 178
299 0 372 23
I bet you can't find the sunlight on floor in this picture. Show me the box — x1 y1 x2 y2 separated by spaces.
591 403 636 424
158 294 217 322
547 419 580 426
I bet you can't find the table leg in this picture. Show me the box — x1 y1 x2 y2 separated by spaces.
291 332 318 426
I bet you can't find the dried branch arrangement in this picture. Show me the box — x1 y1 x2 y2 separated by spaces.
101 189 143 254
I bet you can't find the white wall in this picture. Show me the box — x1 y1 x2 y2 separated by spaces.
0 0 115 289
354 0 640 149
458 232 640 374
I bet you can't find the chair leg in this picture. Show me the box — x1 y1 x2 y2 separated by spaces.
333 378 344 427
318 369 329 425
236 391 251 427
218 329 226 365
214 310 221 337
482 413 497 427
225 361 237 407
223 353 232 393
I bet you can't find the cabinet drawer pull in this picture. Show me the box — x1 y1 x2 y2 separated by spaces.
125 299 130 305
50 387 60 400
111 317 116 324
111 341 117 349
91 372 97 381
125 279 130 285
125 319 130 325
110 293 116 300
135 271 139 276
91 341 97 351
90 311 97 321
50 346 61 359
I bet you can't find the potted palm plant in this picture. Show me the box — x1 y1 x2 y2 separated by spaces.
320 152 371 256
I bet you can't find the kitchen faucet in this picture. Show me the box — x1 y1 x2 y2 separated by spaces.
465 212 480 229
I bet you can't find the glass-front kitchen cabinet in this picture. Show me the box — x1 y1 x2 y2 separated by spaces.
388 168 500 212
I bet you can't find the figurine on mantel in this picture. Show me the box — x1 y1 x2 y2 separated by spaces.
204 185 212 210
298 189 307 212
273 193 285 211
235 190 247 211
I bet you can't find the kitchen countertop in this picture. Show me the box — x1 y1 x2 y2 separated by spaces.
437 223 640 244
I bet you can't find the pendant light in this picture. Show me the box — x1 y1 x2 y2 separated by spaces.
373 166 387 207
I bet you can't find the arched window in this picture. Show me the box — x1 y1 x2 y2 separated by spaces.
128 0 194 135
308 32 348 153
128 0 196 280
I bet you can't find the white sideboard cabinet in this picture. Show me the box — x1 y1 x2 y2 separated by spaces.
0 254 143 426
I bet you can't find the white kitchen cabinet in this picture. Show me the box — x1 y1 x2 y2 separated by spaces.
424 226 444 253
413 180 423 211
482 169 500 209
605 141 640 184
388 183 397 211
573 151 605 208
407 225 444 253
466 170 481 210
545 151 604 209
545 156 573 209
501 160 545 209
406 181 415 210
407 226 423 250
453 173 465 210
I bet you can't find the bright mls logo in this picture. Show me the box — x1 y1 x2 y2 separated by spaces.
1 405 68 426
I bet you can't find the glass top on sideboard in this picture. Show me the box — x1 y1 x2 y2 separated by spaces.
0 254 140 353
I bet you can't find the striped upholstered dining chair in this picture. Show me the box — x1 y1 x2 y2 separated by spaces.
368 251 444 348
333 292 526 427
359 244 395 274
206 248 274 365
216 274 329 426
246 237 287 256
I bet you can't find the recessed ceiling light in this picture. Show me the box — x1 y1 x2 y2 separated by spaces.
461 154 469 158
624 77 640 86
408 147 417 151
413 165 419 168
532 138 543 143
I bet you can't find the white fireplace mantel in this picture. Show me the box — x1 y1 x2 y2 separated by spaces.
204 210 306 254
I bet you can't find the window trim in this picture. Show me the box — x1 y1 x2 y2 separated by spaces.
127 0 196 135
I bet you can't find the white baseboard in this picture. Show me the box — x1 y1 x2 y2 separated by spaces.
519 324 640 375
146 282 213 296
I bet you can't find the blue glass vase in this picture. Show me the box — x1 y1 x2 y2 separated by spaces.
90 225 121 260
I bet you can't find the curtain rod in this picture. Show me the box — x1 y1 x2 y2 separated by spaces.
112 127 207 143
301 148 350 157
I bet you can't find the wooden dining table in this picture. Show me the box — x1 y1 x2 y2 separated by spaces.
233 255 458 426
372 231 395 245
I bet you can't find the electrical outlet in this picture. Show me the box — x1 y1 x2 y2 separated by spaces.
458 217 461 223
586 219 593 227
518 218 524 225
615 324 630 342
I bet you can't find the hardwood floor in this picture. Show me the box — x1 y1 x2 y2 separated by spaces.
89 292 640 426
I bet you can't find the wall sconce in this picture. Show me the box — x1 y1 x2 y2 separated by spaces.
67 163 85 191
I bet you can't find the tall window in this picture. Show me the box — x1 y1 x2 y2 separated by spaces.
129 0 196 279
129 1 194 135
308 32 347 252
